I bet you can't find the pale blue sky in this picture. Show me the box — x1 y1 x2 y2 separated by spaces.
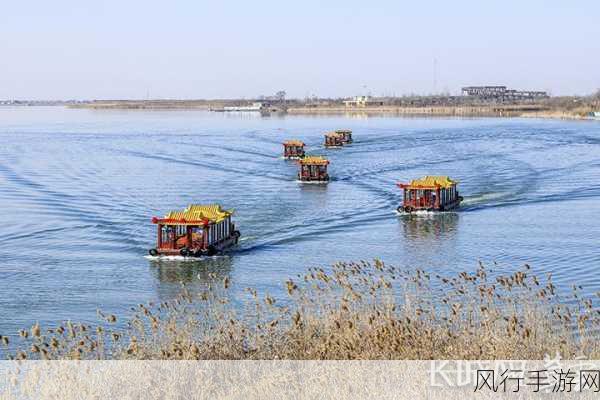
1 0 598 99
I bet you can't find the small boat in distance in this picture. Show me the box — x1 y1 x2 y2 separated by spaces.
149 204 240 257
297 156 330 183
396 176 463 213
324 132 345 148
283 140 305 159
335 129 353 144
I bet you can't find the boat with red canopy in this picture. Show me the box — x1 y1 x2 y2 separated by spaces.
297 156 330 183
335 129 353 144
149 204 240 257
324 132 344 148
283 140 305 159
397 176 463 213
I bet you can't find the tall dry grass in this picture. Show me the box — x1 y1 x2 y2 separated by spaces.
3 260 600 360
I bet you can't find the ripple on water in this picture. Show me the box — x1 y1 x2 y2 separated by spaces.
1 110 600 351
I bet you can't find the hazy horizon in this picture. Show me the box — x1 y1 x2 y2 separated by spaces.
1 0 599 100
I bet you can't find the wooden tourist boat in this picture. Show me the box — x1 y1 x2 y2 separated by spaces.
335 129 353 144
149 204 240 257
283 140 305 159
396 176 463 213
324 132 344 148
297 156 330 183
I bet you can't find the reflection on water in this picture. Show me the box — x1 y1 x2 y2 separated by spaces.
397 212 461 269
2 108 600 348
344 112 370 120
400 212 460 241
149 257 233 301
298 182 329 191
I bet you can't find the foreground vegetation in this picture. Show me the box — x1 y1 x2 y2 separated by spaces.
3 260 600 360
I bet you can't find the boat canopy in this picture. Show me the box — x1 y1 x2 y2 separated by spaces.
399 175 457 189
283 140 305 146
299 156 329 165
335 129 352 134
154 204 233 225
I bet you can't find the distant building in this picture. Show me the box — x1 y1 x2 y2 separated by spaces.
461 86 507 97
344 96 385 107
462 86 548 101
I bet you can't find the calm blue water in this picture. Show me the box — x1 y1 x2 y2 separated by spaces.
1 107 600 350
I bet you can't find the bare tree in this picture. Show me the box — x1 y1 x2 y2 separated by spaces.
275 91 286 104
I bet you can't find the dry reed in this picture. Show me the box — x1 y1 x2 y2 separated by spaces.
3 260 600 360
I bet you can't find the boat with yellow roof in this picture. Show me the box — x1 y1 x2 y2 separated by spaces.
148 204 240 257
297 156 330 183
335 129 353 144
324 132 345 148
282 139 305 159
396 176 463 213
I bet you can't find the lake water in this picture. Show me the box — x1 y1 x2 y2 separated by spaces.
1 107 600 349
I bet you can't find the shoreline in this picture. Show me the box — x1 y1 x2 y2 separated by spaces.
288 106 595 120
64 101 598 120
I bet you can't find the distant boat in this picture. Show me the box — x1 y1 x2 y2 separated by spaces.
283 140 306 159
589 111 600 119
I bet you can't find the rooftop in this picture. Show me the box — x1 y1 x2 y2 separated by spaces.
157 204 233 225
283 140 305 146
401 175 458 189
299 156 329 165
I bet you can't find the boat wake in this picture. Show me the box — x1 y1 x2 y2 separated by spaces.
144 255 229 262
295 180 329 185
394 209 458 217
460 192 511 207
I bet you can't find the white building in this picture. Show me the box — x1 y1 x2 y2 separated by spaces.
223 102 269 112
343 96 385 107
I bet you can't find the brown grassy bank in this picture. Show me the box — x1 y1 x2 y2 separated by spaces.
287 105 549 117
3 260 600 360
69 101 599 120
68 100 217 110
520 110 593 120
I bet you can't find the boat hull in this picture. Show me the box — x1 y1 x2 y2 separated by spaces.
298 174 330 183
399 197 463 213
149 232 240 258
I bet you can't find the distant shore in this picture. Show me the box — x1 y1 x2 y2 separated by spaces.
287 105 584 119
68 100 213 110
64 100 599 120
